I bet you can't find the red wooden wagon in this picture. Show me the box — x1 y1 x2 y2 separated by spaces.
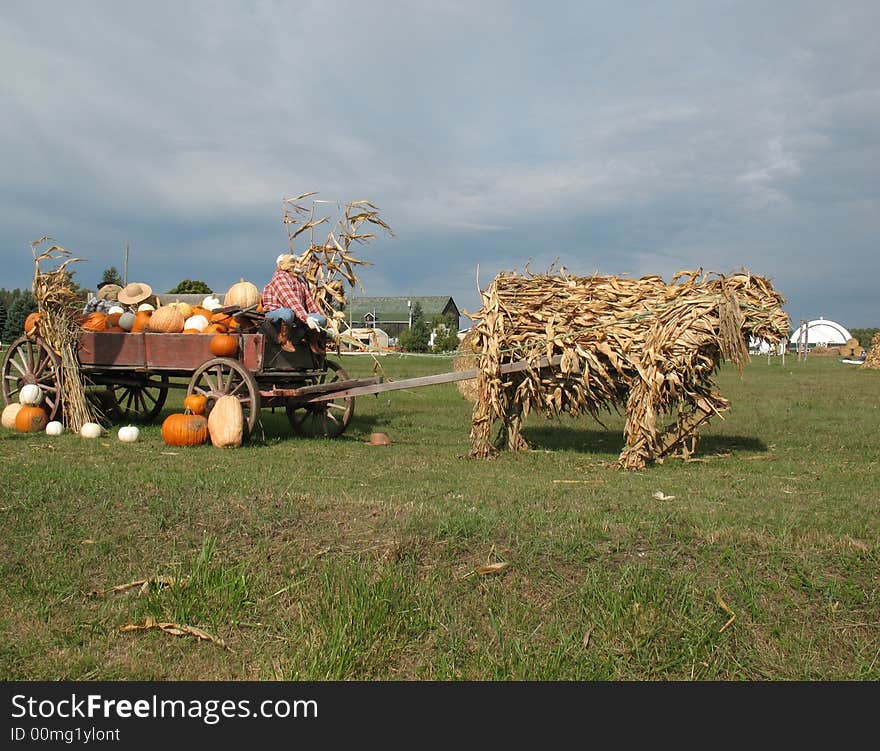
1 312 367 438
2 309 553 441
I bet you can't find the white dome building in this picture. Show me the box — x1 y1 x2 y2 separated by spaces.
789 318 852 347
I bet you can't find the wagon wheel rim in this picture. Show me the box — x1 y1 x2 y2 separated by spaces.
187 357 260 435
286 360 354 438
1 336 62 421
105 374 169 423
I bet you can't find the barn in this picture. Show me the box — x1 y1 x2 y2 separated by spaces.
344 296 461 338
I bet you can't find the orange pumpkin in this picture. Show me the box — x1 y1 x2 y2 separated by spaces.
204 323 227 334
106 312 122 327
190 306 212 319
148 305 185 333
15 405 48 433
24 311 42 337
210 311 240 330
210 333 239 357
81 312 108 332
183 394 208 415
161 413 209 446
130 310 152 333
182 328 201 334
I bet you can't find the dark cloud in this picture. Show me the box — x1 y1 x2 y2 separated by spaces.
1 1 878 327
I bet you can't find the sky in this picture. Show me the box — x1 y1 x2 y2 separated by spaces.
1 0 878 329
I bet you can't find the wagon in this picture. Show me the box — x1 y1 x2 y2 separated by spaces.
2 308 565 440
1 311 370 438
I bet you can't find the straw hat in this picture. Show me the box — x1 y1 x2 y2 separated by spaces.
117 282 153 306
276 254 302 273
96 283 122 301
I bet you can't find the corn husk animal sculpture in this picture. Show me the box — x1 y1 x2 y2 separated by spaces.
859 332 880 370
464 268 789 469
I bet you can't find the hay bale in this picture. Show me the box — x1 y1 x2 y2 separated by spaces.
453 329 480 402
466 268 789 469
810 346 841 357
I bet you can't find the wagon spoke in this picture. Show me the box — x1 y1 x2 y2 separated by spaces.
9 357 27 378
209 366 225 393
228 378 248 397
23 343 35 372
131 389 144 415
32 350 48 377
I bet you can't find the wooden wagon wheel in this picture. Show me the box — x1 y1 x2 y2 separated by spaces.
286 360 354 438
104 374 169 423
1 335 62 421
187 357 261 434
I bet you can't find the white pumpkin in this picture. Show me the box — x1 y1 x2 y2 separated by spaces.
207 394 244 448
19 384 44 405
224 279 260 309
117 425 140 443
2 403 24 430
184 314 209 332
202 295 222 311
46 420 64 436
138 303 156 312
80 422 103 439
118 311 136 331
107 305 125 316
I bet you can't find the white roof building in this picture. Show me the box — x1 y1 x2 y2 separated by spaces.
788 318 852 347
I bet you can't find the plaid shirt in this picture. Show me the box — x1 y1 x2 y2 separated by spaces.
261 269 320 321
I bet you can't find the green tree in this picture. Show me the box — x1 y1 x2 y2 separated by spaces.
168 279 213 294
0 299 6 339
849 328 879 350
430 314 461 353
399 302 430 352
3 292 37 343
100 266 124 287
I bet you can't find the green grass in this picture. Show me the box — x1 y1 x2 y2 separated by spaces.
0 352 877 680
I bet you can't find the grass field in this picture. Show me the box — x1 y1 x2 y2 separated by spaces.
1 352 877 680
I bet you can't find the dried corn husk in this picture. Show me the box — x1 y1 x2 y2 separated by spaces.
31 238 101 432
465 268 789 469
282 193 394 342
860 333 880 369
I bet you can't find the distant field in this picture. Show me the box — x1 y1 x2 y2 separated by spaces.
1 353 877 680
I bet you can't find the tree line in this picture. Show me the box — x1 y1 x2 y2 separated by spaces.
397 302 461 353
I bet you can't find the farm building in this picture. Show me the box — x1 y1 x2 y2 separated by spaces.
789 318 853 348
341 327 391 351
344 296 461 338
